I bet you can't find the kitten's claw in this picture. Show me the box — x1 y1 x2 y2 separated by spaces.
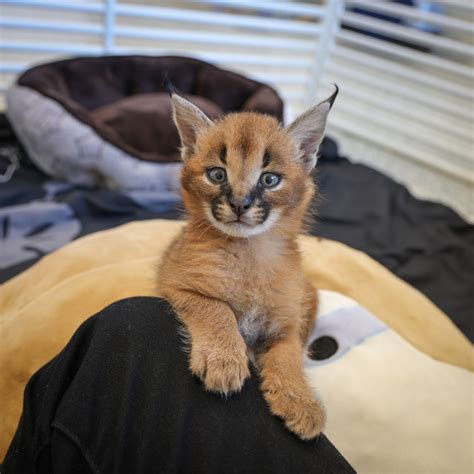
263 389 326 440
190 341 250 395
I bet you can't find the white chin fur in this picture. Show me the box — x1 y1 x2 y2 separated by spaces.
205 208 281 238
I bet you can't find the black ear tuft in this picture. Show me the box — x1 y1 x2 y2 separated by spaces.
163 73 180 97
171 94 213 161
286 84 338 173
327 84 339 110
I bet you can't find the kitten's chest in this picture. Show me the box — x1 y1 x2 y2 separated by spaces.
230 284 274 346
214 239 295 345
234 303 267 347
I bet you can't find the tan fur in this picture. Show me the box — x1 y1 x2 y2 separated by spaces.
158 93 336 440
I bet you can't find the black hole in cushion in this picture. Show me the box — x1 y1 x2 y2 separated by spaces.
307 336 338 361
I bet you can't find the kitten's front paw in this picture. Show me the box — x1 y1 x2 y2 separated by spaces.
190 340 250 395
264 389 326 440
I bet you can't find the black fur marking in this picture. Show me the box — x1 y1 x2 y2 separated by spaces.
211 196 224 221
248 185 260 204
262 151 272 168
219 145 227 165
256 200 271 224
255 181 265 199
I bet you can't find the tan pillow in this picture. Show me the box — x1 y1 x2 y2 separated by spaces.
1 219 471 459
308 291 472 473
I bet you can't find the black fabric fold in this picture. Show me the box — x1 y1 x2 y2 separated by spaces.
3 297 355 474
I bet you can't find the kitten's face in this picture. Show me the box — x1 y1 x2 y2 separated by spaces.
181 114 311 237
172 89 337 238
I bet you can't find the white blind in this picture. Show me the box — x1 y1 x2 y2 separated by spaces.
0 0 334 116
320 0 473 185
0 0 473 219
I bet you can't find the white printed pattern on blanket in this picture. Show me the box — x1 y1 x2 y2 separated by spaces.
0 201 80 268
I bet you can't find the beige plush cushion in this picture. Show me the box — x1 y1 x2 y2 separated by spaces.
1 219 472 459
311 291 472 473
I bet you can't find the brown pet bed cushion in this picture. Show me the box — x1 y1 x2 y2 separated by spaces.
16 55 284 163
92 93 223 161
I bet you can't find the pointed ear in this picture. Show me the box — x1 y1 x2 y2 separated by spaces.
287 85 338 173
171 93 212 160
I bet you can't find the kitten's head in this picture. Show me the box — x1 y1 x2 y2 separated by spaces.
172 87 337 238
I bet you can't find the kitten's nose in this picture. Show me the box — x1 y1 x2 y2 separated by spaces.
227 194 254 216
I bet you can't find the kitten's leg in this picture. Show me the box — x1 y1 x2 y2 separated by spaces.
257 333 326 440
299 280 318 344
165 289 250 395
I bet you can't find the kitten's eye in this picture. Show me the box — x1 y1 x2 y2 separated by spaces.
260 172 281 189
207 167 227 184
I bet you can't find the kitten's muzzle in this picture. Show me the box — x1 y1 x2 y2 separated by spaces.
226 194 254 217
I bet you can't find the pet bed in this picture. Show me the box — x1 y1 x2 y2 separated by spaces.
1 220 472 472
6 56 283 193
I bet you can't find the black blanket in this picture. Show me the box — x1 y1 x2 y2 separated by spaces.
1 114 472 340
